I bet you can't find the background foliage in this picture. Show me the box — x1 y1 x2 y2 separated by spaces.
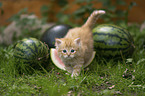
0 0 137 46
53 0 136 26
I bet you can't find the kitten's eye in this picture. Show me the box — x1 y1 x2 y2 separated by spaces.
71 49 75 53
62 50 67 53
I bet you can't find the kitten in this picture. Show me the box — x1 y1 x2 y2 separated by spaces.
55 10 105 77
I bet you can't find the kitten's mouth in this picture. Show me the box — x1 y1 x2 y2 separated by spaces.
66 56 72 59
65 55 74 59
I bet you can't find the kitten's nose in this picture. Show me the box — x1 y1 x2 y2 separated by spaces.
67 53 71 57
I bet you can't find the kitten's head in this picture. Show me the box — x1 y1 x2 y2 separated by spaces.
55 38 81 59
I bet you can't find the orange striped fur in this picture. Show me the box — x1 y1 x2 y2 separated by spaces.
55 10 105 77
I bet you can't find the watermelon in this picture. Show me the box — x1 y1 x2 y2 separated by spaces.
41 24 72 48
14 38 49 67
50 48 96 70
93 24 135 58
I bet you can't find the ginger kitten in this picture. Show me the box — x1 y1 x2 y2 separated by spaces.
55 10 105 77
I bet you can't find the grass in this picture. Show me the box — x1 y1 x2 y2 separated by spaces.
0 24 145 96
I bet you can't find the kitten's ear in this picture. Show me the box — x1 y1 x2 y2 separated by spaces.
74 38 81 46
55 38 62 47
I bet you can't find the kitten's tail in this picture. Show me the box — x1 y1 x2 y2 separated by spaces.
82 10 105 29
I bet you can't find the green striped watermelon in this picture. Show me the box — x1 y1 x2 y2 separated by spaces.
14 38 49 67
93 24 135 58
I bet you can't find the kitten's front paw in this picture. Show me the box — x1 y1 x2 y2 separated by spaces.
94 10 106 15
71 72 79 78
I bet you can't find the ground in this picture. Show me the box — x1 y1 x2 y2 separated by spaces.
0 24 145 96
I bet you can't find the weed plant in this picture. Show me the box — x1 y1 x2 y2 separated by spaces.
0 24 145 95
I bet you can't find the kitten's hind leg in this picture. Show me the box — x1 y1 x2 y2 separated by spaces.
82 10 105 29
94 10 106 15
